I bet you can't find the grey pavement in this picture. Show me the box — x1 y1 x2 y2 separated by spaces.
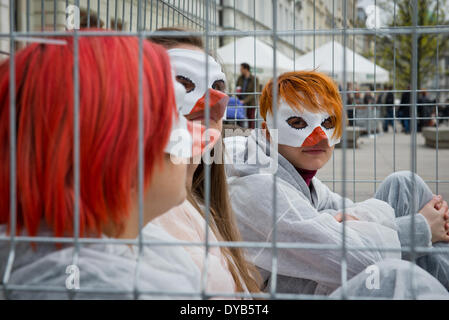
318 126 449 203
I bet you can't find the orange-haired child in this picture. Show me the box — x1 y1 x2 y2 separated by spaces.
224 71 449 296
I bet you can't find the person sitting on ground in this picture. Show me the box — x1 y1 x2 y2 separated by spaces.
149 28 261 298
236 63 260 129
224 71 449 296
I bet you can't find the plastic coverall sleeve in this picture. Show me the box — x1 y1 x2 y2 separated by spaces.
330 259 448 299
228 174 401 290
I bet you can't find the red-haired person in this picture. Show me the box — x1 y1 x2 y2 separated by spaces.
224 71 449 297
0 34 203 299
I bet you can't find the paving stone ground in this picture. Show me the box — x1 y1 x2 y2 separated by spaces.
317 124 449 203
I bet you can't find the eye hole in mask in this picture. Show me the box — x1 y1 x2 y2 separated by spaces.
321 116 336 130
212 79 226 92
286 116 308 130
176 75 195 93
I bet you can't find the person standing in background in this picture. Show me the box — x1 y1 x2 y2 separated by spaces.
354 86 369 134
346 82 355 126
399 86 411 134
381 85 395 133
441 98 449 125
417 90 436 132
236 63 260 129
363 85 376 135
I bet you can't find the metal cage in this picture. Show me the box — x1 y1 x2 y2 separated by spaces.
1 0 449 300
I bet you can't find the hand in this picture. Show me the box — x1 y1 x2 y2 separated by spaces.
432 195 449 224
334 213 359 223
434 194 446 210
419 195 449 243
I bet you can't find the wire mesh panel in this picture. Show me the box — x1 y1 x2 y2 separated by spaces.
1 0 449 301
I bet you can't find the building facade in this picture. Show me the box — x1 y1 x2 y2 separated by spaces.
0 0 218 62
219 0 357 73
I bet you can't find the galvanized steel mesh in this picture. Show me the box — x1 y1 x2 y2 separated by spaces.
1 0 449 300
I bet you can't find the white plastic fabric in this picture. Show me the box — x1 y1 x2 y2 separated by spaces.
224 130 402 294
151 200 244 297
330 259 448 299
0 223 201 299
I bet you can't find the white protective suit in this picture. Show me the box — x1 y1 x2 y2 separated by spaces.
0 223 201 299
223 129 436 296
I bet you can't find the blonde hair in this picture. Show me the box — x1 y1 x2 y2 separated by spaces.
188 144 262 294
151 28 262 295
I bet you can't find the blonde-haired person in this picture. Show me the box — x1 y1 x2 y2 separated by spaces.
224 70 449 297
147 28 261 298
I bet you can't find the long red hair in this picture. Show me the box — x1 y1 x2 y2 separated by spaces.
0 32 175 238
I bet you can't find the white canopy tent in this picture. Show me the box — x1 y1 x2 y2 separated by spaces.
295 41 389 84
217 37 297 84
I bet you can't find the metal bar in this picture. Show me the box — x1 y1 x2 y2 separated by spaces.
332 0 336 193
182 0 185 25
114 0 118 30
253 0 257 128
340 0 348 300
435 0 440 195
156 0 159 28
177 0 181 25
26 0 30 32
269 0 279 300
409 0 419 300
122 0 125 30
144 0 147 30
0 281 432 300
0 234 447 254
69 0 81 300
97 0 100 28
393 0 397 172
167 0 171 26
161 0 165 27
41 0 45 31
292 0 296 70
4 0 448 301
88 0 91 27
0 282 428 300
106 0 110 29
200 0 211 300
53 0 57 31
233 0 236 128
2 0 17 300
373 0 378 194
5 26 449 38
130 0 133 31
133 0 144 300
150 0 154 30
351 0 355 200
172 0 175 25
313 0 315 67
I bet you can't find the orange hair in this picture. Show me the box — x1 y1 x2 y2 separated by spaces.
259 71 343 139
0 32 175 238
